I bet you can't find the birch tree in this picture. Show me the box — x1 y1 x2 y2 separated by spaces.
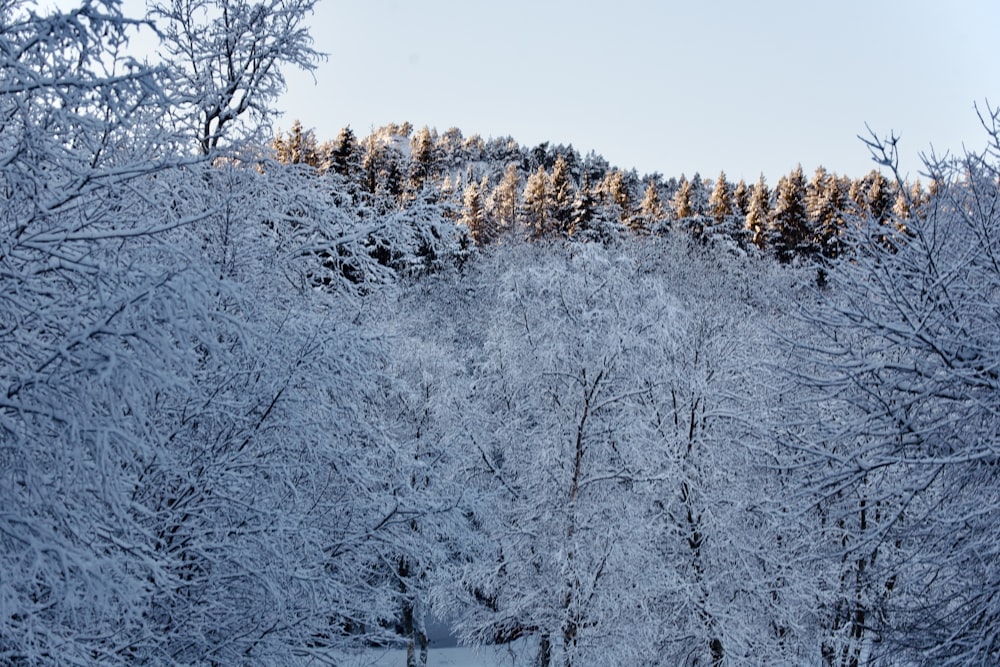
149 0 322 154
790 117 1000 666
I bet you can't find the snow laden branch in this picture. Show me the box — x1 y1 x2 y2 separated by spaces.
789 108 1000 666
430 240 820 666
149 0 323 154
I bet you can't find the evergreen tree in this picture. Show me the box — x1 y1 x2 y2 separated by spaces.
600 169 632 226
488 162 522 236
549 156 575 235
462 177 490 244
745 174 770 250
908 178 927 216
439 174 459 220
361 133 406 203
570 175 599 236
523 166 550 238
672 174 694 220
331 125 360 178
272 119 321 167
436 126 464 168
733 178 750 218
807 166 847 259
688 172 709 217
769 164 809 261
892 186 910 220
636 181 666 233
847 176 866 216
409 125 437 194
867 170 894 223
708 171 734 226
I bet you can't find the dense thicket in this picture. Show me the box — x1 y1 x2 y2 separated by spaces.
2 2 996 666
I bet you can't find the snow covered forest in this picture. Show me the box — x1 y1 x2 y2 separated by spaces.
2 0 999 665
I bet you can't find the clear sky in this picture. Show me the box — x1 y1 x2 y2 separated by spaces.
278 0 1000 182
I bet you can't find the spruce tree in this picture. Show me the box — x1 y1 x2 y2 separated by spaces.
636 181 666 233
524 166 550 238
489 163 521 236
688 172 708 217
331 126 360 178
848 175 869 218
745 174 770 250
867 170 893 223
769 164 809 261
570 175 599 236
807 166 846 259
600 169 632 226
549 156 575 235
462 178 489 244
733 179 750 217
672 175 694 221
409 125 437 194
708 171 734 226
272 119 320 167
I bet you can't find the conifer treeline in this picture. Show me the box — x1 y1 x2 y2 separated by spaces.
272 120 930 262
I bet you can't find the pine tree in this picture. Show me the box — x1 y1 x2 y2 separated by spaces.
733 179 750 217
867 170 893 223
908 178 927 216
848 176 867 217
462 177 490 244
688 172 708 217
523 166 550 238
570 175 599 236
708 171 734 226
672 174 694 221
331 126 360 178
272 119 320 167
549 155 575 235
807 166 846 259
636 181 666 233
600 169 632 226
745 174 770 250
409 125 437 194
489 163 522 236
892 187 910 220
769 164 809 261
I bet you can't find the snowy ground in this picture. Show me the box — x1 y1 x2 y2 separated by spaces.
323 641 532 667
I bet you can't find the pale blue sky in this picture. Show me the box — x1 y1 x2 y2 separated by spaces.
280 0 1000 182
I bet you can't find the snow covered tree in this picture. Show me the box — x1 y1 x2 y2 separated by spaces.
635 180 666 233
272 118 324 168
0 6 202 660
807 166 848 260
150 0 322 154
523 166 550 238
462 176 490 245
409 125 438 194
769 164 810 261
745 174 771 249
866 169 894 223
733 178 751 217
361 132 407 204
569 176 601 238
488 162 522 236
672 173 695 220
708 170 734 227
790 120 1000 665
433 240 820 666
331 125 361 178
549 155 576 235
0 3 464 662
599 169 633 226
